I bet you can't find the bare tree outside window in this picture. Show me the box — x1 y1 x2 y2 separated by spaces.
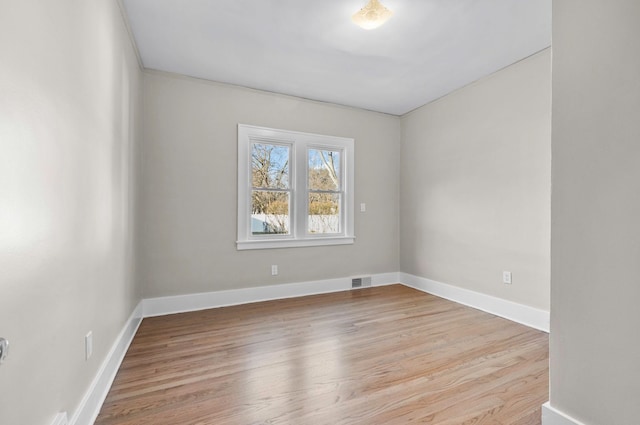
238 125 354 250
308 149 341 234
251 143 290 234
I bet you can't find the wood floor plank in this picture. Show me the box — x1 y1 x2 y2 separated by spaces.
95 285 548 425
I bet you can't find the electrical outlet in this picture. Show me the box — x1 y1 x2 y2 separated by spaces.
503 271 512 285
360 203 366 212
0 338 9 364
85 331 93 360
271 265 278 276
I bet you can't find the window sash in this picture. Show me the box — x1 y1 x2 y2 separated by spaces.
238 124 355 250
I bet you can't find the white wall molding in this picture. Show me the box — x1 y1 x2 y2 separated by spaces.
142 271 547 331
143 272 400 317
372 272 401 287
79 270 552 424
50 412 68 425
399 272 549 332
542 402 587 425
69 303 143 425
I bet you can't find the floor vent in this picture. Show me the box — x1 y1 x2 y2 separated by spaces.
351 276 372 288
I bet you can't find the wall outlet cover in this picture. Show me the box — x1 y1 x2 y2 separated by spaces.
0 338 9 364
85 331 93 360
503 271 512 284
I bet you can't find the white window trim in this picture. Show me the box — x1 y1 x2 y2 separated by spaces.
237 124 355 250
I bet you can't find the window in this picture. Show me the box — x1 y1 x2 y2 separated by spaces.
237 124 354 250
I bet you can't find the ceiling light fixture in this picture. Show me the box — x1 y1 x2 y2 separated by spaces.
351 0 393 30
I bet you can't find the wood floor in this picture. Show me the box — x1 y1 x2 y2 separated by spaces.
95 285 548 425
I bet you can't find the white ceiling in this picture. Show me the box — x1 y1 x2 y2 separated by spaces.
122 0 551 116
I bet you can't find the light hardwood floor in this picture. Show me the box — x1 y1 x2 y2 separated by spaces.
95 285 548 425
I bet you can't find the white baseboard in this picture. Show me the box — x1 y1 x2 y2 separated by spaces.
143 272 400 317
69 303 143 425
142 271 547 331
77 270 550 424
542 402 586 425
50 412 68 425
372 272 401 287
399 272 550 332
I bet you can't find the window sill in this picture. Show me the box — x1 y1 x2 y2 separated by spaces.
237 236 355 250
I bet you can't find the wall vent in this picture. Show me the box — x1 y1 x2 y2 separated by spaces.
351 276 372 288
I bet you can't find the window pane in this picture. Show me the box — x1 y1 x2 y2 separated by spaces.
252 191 290 235
308 149 340 191
308 193 340 234
252 143 290 189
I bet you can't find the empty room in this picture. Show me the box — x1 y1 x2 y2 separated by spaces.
1 1 639 424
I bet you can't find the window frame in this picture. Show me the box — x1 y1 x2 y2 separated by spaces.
249 139 293 238
306 145 344 236
237 124 355 250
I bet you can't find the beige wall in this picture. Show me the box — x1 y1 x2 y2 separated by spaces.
139 72 401 298
0 2 556 422
550 1 640 423
400 49 551 310
0 1 142 424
